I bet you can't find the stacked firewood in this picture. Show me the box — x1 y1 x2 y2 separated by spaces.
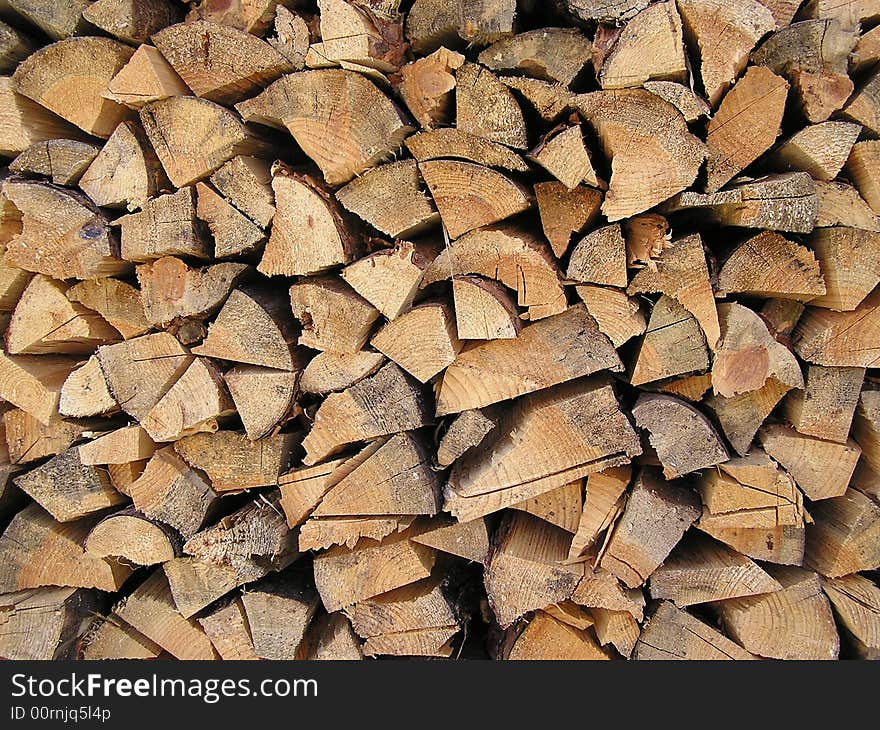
0 0 879 661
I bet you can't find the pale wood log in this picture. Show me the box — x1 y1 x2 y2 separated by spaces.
240 572 319 660
9 138 98 185
0 77 87 157
455 62 527 149
453 276 520 341
534 182 602 259
785 365 864 444
289 277 380 355
103 44 190 110
436 409 498 469
82 614 163 660
806 488 880 577
210 155 274 228
404 0 515 54
794 288 880 367
576 285 646 349
396 48 464 128
807 227 880 311
770 121 861 182
3 408 84 465
502 611 611 660
304 612 363 660
568 466 630 561
82 0 180 44
822 574 880 657
197 598 259 661
115 187 209 262
85 509 177 567
511 480 582 533
0 353 76 425
371 302 460 382
566 224 627 287
67 278 151 340
224 365 298 441
299 351 385 395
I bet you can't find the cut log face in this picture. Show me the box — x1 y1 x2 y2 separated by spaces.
599 469 701 588
85 510 177 567
396 48 465 129
807 227 880 311
260 166 360 277
240 573 319 660
82 0 181 44
770 121 861 182
197 598 259 661
3 180 127 280
235 69 412 186
716 231 825 301
568 466 631 560
10 139 99 185
300 351 385 396
421 225 567 320
210 155 274 228
224 366 298 441
715 566 840 660
67 278 151 340
4 409 84 465
512 480 583 533
815 180 880 231
794 288 880 367
290 277 380 355
371 302 461 382
485 512 583 627
195 182 265 259
420 159 532 239
446 378 642 521
535 182 603 258
103 44 190 109
576 285 646 349
821 574 880 656
784 365 864 444
411 516 490 564
566 224 627 287
453 276 520 341
573 90 706 221
0 354 78 425
529 123 599 190
14 447 125 522
806 488 880 577
597 1 687 89
12 37 133 137
478 28 592 87
455 62 527 150
437 304 622 415
115 187 208 263
152 21 292 104
632 394 729 478
633 601 754 660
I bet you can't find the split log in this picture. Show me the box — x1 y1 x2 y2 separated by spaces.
590 607 640 657
142 357 235 443
715 566 839 660
478 27 591 87
12 37 133 137
347 577 459 657
770 121 861 182
708 378 797 455
174 430 296 492
404 0 515 54
821 574 880 659
501 611 611 660
193 286 298 370
852 23 880 72
436 409 498 468
311 0 406 72
3 409 83 466
596 1 687 89
649 533 782 606
643 81 710 122
568 466 630 561
79 426 155 466
115 187 208 262
501 76 574 122
715 231 825 301
371 302 460 382
336 160 438 239
760 298 806 339
599 469 701 588
419 160 531 239
0 353 76 425
806 488 880 577
162 556 245 618
299 351 385 396
141 96 271 188
240 579 318 661
9 139 99 185
6 275 120 355
85 510 177 566
2 179 127 280
663 173 819 233
137 256 247 328
290 277 380 355
405 128 528 173
313 525 436 611
299 515 414 552
396 48 465 128
259 165 360 276
455 62 528 149
853 389 880 491
794 288 880 367
712 302 803 398
197 598 259 661
153 21 292 104
304 613 363 660
623 213 671 268
627 234 720 349
572 89 706 221
410 516 489 564
103 44 190 109
278 455 360 528
302 363 431 464
511 480 582 533
0 587 99 661
97 332 194 421
129 447 218 538
210 155 274 229
633 601 754 660
452 277 520 341
576 285 646 349
421 225 567 320
705 66 789 192
485 512 583 627
534 182 602 258
67 278 151 340
807 227 880 311
437 304 622 415
81 614 163 661
630 296 709 387
446 378 642 521
235 69 412 185
224 366 298 441
0 504 130 593
846 140 880 214
82 0 180 44
784 365 864 444
634 394 729 478
15 446 124 523
843 68 880 136
0 20 32 73
677 0 776 107
198 179 270 257
529 122 599 190
566 224 627 287
114 570 217 660
342 240 437 321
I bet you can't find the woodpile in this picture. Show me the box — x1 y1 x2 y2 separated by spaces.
2 0 880 662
